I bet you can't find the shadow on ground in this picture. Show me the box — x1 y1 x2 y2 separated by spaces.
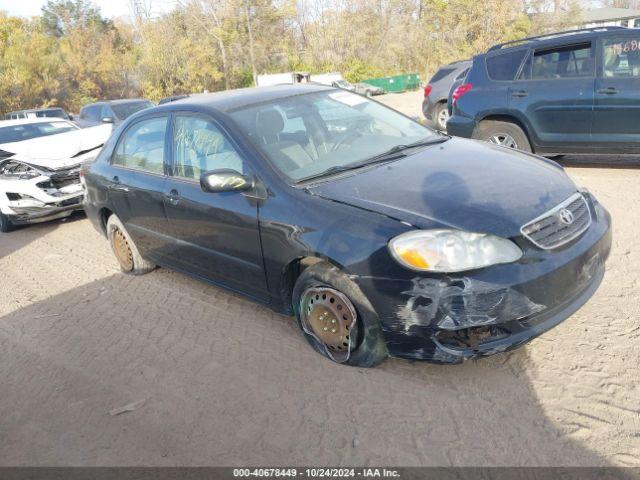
0 264 620 467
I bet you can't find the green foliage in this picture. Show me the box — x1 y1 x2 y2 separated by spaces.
0 0 582 115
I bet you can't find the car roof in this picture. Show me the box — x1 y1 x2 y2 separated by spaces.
158 84 334 113
0 118 74 127
487 26 632 54
83 99 152 108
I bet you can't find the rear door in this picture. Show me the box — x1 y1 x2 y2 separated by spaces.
510 41 595 150
592 33 640 150
162 112 268 300
108 114 173 259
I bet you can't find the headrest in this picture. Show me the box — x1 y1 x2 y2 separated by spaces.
255 108 285 139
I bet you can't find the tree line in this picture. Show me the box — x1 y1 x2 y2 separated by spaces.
0 0 581 114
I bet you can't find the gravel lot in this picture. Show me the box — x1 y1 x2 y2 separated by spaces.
0 91 638 467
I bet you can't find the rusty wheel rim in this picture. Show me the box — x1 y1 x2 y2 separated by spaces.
300 287 357 363
111 227 134 271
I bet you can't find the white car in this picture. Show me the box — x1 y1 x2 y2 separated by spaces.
0 118 112 232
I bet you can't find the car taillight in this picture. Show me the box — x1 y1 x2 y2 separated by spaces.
424 85 432 98
452 83 473 105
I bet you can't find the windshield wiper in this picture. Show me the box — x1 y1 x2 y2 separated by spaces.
365 135 450 163
297 135 450 183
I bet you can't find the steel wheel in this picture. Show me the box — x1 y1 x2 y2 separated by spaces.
299 287 357 363
488 133 518 149
111 226 134 271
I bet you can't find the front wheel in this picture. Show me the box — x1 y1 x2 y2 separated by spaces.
476 120 531 152
106 214 155 275
0 212 13 233
292 262 388 367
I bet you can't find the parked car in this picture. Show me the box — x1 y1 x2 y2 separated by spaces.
354 82 384 97
77 99 154 128
83 84 611 367
331 80 384 97
422 60 471 131
4 108 72 121
0 118 111 232
331 79 356 92
447 26 640 154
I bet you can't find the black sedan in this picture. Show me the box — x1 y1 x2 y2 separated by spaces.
83 84 611 367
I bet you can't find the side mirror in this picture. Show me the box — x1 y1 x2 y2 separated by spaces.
200 169 253 193
101 117 115 124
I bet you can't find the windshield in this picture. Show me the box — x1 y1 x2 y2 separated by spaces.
230 90 439 181
111 101 154 120
0 121 78 143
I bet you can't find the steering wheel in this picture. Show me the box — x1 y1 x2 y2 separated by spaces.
331 131 363 152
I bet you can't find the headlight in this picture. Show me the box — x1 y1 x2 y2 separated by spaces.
388 229 522 273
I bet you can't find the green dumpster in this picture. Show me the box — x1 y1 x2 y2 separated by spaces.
361 73 421 93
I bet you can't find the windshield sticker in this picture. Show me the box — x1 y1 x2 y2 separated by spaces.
329 91 368 106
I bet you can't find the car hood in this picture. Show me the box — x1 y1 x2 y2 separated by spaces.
307 137 578 237
0 124 112 170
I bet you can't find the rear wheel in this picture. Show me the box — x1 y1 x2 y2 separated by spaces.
106 214 155 275
292 262 388 367
0 212 13 233
476 120 531 152
365 90 373 98
434 102 449 131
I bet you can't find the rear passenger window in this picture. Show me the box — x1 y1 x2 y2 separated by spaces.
531 43 593 79
486 50 527 80
172 115 243 180
602 37 640 77
429 67 455 83
113 116 167 174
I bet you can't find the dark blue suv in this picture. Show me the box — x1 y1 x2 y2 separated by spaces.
447 27 640 155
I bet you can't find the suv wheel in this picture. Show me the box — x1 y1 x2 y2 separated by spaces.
435 102 449 131
476 120 531 152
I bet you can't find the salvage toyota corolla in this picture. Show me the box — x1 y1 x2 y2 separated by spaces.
83 84 611 367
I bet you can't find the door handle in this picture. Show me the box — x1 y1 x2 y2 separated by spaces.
597 87 619 95
511 90 528 98
165 189 180 206
109 176 129 192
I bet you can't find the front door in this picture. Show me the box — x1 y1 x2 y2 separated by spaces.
108 114 173 260
592 34 640 151
162 112 268 300
510 42 595 151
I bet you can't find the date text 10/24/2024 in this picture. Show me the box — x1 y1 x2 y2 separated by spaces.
233 468 401 478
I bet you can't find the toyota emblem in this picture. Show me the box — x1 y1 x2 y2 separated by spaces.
558 208 574 225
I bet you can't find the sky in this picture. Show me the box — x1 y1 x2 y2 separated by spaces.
0 0 178 20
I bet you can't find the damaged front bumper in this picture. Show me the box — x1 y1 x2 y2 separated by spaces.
7 195 83 225
353 202 612 364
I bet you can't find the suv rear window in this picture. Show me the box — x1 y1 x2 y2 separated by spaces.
430 67 455 83
486 50 527 81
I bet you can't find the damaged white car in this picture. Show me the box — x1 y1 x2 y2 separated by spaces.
0 118 112 232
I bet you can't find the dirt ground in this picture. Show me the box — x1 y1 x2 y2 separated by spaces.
0 92 638 467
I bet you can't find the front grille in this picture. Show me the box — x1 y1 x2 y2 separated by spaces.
521 193 591 249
